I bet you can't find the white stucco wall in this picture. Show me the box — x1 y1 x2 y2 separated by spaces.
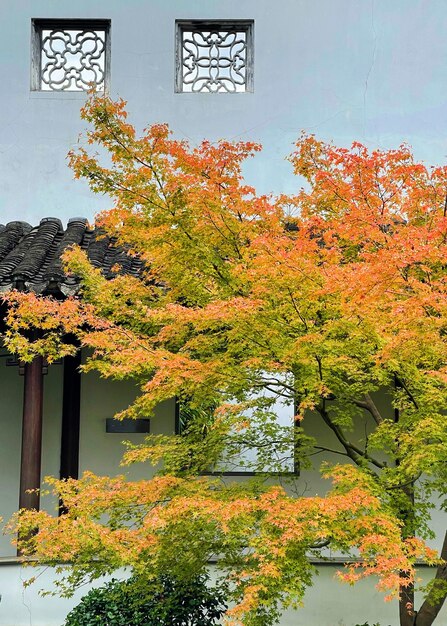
0 563 444 626
0 365 446 624
79 368 175 480
0 1 446 225
1 1 447 624
0 357 175 557
0 359 63 557
0 358 23 557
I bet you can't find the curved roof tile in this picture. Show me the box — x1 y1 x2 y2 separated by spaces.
0 218 141 295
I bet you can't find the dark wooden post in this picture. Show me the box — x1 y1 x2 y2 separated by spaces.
19 356 44 511
59 351 82 482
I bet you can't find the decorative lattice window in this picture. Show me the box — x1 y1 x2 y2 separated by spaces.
31 19 111 92
176 20 254 93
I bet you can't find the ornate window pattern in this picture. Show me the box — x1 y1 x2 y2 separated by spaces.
31 19 111 92
176 20 254 93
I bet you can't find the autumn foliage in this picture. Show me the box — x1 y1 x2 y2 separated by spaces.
4 96 447 625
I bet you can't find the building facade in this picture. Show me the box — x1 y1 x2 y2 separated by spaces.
0 1 446 624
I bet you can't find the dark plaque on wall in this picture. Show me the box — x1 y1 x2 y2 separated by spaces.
106 418 150 434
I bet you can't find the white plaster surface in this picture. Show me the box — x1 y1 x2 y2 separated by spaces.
0 563 445 626
1 2 447 623
0 1 446 224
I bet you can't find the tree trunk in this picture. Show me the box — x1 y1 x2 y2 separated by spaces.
398 484 416 626
414 529 447 626
399 578 415 626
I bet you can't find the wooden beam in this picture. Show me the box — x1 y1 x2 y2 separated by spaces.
19 356 44 511
60 351 82 482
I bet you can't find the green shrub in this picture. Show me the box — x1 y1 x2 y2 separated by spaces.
63 574 227 626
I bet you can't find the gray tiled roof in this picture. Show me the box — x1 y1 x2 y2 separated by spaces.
0 218 143 295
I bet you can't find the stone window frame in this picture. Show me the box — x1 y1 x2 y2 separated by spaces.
175 19 254 94
30 18 111 92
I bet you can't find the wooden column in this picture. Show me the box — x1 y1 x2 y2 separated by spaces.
60 351 82 482
19 356 44 511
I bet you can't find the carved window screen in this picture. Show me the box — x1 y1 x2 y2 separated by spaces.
176 20 254 93
31 19 111 92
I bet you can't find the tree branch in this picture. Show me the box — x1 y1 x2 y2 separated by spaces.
309 446 351 458
354 392 383 425
395 374 419 410
316 405 385 469
415 529 447 625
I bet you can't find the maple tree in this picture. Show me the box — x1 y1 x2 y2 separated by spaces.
4 95 447 626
